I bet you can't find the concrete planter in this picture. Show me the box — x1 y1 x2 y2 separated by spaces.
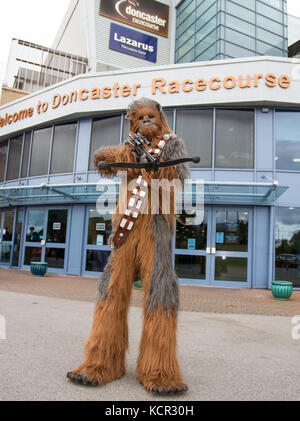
30 262 48 277
271 280 293 301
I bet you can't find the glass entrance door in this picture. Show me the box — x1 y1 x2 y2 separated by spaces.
210 207 251 288
23 207 69 272
0 209 15 266
175 206 252 287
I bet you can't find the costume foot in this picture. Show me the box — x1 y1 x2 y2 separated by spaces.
140 371 188 394
67 362 125 387
67 370 99 386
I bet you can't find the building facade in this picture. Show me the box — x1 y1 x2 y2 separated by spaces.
175 0 288 63
0 57 299 290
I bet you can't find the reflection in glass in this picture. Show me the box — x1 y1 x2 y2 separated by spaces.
86 250 110 272
275 207 300 288
176 210 207 250
176 109 212 168
175 255 206 279
21 133 31 178
24 246 42 264
215 109 254 168
3 211 14 241
89 116 121 170
215 209 248 252
46 209 68 243
0 245 11 263
87 210 112 246
12 208 24 266
29 127 52 177
275 111 300 171
215 257 247 282
6 135 23 181
26 210 44 242
45 248 65 269
0 140 8 182
50 124 77 174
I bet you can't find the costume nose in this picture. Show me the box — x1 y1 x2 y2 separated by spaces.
143 118 150 123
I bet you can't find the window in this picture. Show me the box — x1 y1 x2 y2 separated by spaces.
89 116 121 171
29 127 52 177
0 140 8 182
275 111 300 171
275 207 300 288
176 109 213 168
225 28 255 51
256 27 285 50
215 109 254 168
226 2 255 23
6 135 23 181
50 123 77 174
21 132 31 178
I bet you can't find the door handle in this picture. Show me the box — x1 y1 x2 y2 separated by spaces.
206 247 211 254
211 247 216 254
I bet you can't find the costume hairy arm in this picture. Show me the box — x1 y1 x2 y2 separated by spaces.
93 142 140 179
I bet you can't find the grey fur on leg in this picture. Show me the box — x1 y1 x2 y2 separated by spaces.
146 214 179 312
97 255 113 301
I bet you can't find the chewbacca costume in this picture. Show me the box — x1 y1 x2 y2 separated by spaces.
67 98 189 394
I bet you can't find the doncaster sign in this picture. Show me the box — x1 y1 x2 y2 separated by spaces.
99 0 169 38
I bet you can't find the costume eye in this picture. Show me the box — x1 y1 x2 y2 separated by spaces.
149 114 154 119
138 116 143 120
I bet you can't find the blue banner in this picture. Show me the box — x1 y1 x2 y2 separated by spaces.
109 23 157 63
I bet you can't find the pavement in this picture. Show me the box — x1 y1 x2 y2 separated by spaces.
0 268 300 401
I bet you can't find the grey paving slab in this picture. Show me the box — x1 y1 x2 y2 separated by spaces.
0 291 299 401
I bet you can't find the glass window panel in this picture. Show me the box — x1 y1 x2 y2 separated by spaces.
256 27 284 50
46 209 68 243
225 28 255 50
215 109 254 169
175 254 206 279
0 140 8 182
225 14 255 37
230 0 255 10
89 116 121 171
275 207 300 288
50 123 77 174
176 25 195 48
26 209 44 242
21 132 31 178
86 250 110 272
195 29 217 56
196 1 216 21
275 111 300 170
3 211 14 241
176 210 207 250
0 245 11 263
177 0 195 26
177 12 195 38
226 2 255 23
224 42 255 58
215 209 248 252
256 1 283 22
176 109 212 168
256 14 283 35
256 40 284 56
24 246 42 264
45 248 65 269
6 135 23 181
163 109 174 131
215 257 247 282
195 43 217 61
177 48 195 63
195 16 217 44
87 209 112 246
177 37 195 58
29 127 52 177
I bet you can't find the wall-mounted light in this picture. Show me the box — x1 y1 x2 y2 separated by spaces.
262 108 269 113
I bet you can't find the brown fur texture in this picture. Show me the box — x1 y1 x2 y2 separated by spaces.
67 98 188 394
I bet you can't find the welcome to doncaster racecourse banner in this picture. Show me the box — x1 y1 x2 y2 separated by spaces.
0 57 298 137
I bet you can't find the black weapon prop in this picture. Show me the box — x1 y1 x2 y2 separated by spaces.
97 133 200 172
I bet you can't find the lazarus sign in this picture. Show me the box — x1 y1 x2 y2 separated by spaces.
99 0 169 38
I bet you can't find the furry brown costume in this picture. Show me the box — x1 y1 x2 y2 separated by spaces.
67 98 189 394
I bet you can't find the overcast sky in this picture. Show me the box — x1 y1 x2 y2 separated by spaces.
0 0 300 87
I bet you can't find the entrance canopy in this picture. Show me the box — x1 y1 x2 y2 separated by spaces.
0 181 288 208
